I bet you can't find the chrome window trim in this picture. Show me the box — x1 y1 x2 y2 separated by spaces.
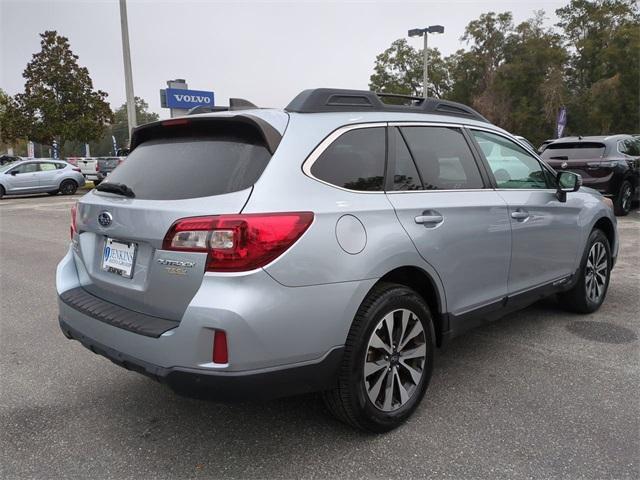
386 188 486 194
301 120 494 194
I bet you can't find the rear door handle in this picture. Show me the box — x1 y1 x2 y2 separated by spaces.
415 212 444 226
510 209 530 220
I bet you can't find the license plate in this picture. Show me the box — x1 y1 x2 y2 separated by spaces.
102 238 137 278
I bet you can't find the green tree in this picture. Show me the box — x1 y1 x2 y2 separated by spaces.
557 0 640 133
111 97 159 149
11 31 113 155
63 97 159 156
369 39 451 98
0 89 27 149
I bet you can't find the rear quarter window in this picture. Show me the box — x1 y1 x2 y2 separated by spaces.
310 127 386 192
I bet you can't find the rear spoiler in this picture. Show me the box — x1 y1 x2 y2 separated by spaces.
129 113 282 154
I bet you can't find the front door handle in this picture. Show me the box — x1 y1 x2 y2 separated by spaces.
510 209 530 220
415 211 444 226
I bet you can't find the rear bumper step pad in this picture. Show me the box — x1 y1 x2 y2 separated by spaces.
59 287 178 338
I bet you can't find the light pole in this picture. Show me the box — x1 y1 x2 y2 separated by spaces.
119 0 137 140
408 25 445 98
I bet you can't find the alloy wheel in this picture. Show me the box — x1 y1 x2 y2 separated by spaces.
363 308 426 412
61 182 75 195
585 241 608 303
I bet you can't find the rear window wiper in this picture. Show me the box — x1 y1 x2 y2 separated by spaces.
96 182 135 198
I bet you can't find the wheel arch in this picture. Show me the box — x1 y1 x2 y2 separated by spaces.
368 266 447 347
592 216 616 252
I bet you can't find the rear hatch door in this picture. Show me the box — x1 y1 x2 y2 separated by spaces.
73 115 282 321
541 141 607 182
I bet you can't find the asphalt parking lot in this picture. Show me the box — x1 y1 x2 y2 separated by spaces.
1 194 638 479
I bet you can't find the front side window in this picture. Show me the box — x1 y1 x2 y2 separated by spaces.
310 127 385 191
10 163 39 174
400 126 483 190
472 130 549 189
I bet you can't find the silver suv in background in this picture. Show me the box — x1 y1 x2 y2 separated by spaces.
0 159 84 198
56 89 618 432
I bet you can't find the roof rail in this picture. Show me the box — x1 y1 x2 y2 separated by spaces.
187 98 258 115
285 88 489 122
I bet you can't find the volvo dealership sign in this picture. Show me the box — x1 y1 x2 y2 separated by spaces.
164 88 215 109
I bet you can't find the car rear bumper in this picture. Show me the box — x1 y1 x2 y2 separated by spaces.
56 248 374 398
58 316 343 400
84 174 104 181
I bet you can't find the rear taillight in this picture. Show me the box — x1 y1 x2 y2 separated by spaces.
70 203 78 239
95 163 100 172
72 167 81 172
163 212 314 272
213 330 228 364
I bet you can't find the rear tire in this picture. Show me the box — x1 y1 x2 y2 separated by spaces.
614 180 633 216
0 185 4 199
559 229 611 314
60 180 78 195
322 282 435 433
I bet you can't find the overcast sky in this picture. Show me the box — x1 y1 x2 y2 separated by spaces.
2 0 569 118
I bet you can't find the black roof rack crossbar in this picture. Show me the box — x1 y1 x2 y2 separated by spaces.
285 88 488 122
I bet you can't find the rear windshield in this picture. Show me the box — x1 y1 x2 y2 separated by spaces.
104 131 271 200
541 142 605 160
98 158 120 169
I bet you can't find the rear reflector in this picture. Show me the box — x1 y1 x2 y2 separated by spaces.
163 212 314 272
213 330 228 364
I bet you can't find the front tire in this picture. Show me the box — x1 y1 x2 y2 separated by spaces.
614 180 633 216
0 185 4 199
559 229 611 313
323 282 435 433
60 180 78 195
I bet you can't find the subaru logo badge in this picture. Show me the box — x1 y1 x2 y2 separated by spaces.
97 211 113 227
561 161 568 169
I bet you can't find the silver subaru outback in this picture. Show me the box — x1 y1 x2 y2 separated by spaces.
56 89 618 432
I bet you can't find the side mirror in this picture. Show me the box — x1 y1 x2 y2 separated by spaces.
556 171 581 202
10 170 18 176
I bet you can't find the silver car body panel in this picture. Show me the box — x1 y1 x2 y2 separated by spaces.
56 107 618 377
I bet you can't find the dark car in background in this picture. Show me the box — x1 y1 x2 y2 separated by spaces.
0 154 22 165
541 135 640 215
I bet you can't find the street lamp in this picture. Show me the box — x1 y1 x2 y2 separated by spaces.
408 25 445 98
119 0 137 139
